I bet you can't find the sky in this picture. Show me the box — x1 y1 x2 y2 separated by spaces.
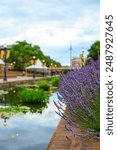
0 0 100 65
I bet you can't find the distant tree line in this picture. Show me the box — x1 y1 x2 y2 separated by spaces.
7 40 61 70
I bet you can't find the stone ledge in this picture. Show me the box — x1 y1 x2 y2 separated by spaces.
47 118 100 150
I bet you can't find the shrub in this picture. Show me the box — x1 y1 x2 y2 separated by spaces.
37 81 50 91
19 88 49 103
54 59 100 140
51 77 60 87
45 77 52 82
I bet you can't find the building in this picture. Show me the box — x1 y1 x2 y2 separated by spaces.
71 56 81 68
71 54 86 68
0 45 12 74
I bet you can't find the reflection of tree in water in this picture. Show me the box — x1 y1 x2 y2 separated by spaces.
0 87 49 115
23 101 49 113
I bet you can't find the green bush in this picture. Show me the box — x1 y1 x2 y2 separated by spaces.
45 77 52 82
37 81 50 91
51 77 60 87
19 88 49 103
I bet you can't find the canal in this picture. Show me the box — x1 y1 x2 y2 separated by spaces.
0 87 60 150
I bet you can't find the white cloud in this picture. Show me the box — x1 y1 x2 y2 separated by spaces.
0 0 99 64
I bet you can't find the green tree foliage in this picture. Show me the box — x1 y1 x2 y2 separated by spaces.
87 41 100 60
8 40 61 70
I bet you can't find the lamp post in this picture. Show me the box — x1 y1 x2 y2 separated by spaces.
82 48 85 67
80 48 85 67
13 61 16 65
54 64 57 76
3 44 7 81
50 63 53 76
42 59 45 77
32 56 36 79
13 61 16 70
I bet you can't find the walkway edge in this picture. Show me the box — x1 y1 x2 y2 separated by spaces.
47 117 100 150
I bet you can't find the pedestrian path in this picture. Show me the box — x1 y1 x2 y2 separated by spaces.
47 118 100 150
0 76 37 83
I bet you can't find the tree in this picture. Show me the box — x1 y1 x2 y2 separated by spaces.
7 40 61 70
87 41 100 60
8 41 39 70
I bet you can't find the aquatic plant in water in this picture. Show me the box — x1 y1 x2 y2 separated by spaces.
54 59 100 141
19 88 49 103
51 77 60 87
37 81 50 91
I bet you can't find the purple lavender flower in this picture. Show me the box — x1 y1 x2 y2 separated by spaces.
55 59 100 140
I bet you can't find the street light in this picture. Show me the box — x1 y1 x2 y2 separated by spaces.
50 63 53 76
82 48 85 66
13 61 16 65
3 44 7 81
13 61 16 70
32 56 36 79
79 48 85 67
54 64 57 76
42 60 45 77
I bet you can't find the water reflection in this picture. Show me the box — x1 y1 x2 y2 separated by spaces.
0 91 9 127
0 88 60 150
0 87 49 114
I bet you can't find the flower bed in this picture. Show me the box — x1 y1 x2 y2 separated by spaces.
54 59 100 142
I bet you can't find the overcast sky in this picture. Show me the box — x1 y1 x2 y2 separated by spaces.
0 0 99 65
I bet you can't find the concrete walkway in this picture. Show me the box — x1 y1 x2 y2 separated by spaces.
0 76 52 88
0 75 58 88
47 118 100 150
0 75 59 83
0 76 42 83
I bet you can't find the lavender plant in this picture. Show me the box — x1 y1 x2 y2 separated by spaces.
54 59 100 140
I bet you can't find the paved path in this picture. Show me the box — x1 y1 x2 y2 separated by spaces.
0 75 59 84
0 76 58 88
0 76 50 88
47 118 100 150
0 76 42 83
